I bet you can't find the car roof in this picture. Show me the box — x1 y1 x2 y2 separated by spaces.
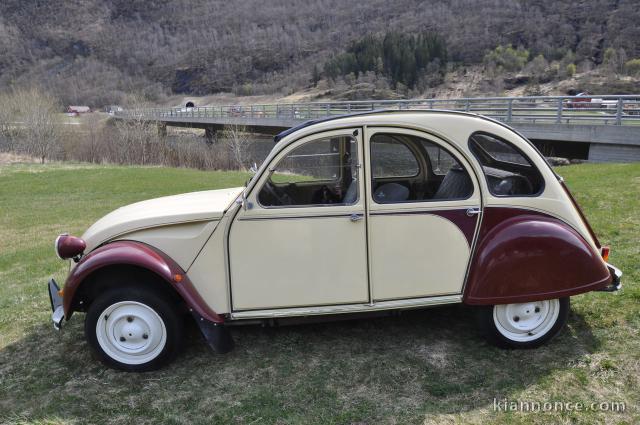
273 108 535 141
272 108 558 178
273 109 394 142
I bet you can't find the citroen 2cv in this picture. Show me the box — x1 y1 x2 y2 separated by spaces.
48 110 622 371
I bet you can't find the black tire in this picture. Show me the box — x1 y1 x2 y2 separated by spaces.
478 297 569 349
85 287 183 371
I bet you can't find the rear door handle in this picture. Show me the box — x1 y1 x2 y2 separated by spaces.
466 207 481 217
350 213 364 222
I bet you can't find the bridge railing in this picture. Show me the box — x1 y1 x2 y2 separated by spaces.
115 95 640 126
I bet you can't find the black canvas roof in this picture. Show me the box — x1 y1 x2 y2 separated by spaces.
273 110 388 143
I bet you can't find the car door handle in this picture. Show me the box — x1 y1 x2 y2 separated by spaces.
350 213 364 222
466 207 481 217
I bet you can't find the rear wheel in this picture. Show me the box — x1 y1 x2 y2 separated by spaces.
85 287 183 371
479 298 569 348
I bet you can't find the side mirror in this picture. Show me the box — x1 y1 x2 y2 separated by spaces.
249 162 258 174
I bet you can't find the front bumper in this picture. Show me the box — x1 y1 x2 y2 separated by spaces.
598 263 623 292
48 279 65 330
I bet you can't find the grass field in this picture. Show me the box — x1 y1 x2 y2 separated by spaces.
0 162 638 424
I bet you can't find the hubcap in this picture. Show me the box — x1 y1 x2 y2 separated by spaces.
96 301 167 365
493 299 560 342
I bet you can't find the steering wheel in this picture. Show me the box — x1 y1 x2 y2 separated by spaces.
263 180 291 206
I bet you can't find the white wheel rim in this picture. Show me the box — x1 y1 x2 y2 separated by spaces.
493 299 560 343
96 301 167 365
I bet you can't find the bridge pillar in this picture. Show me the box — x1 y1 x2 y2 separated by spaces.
158 123 167 139
205 127 217 145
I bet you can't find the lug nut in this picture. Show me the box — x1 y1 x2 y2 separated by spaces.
514 316 520 322
127 316 133 322
535 307 540 313
142 334 148 340
120 336 126 342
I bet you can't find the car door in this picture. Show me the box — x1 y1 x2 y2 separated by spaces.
228 128 369 310
366 127 481 300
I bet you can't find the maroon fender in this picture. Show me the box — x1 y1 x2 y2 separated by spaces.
62 240 223 323
463 207 611 305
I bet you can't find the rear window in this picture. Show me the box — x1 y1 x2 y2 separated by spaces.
469 132 544 197
471 133 531 166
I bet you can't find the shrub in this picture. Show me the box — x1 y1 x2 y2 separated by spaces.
484 45 529 72
603 47 627 74
624 59 640 76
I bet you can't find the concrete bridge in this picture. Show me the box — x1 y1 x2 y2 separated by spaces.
114 95 640 162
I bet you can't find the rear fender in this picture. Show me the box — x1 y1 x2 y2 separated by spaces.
62 240 223 323
463 208 611 305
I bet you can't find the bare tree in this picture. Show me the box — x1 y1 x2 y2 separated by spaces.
7 87 63 163
221 124 252 170
0 92 18 151
81 112 106 163
112 95 159 165
114 119 157 165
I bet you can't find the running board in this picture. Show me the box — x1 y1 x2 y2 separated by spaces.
230 295 462 320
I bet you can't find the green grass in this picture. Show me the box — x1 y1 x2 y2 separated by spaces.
0 162 638 424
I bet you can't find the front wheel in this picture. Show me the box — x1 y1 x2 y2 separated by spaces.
85 287 183 371
479 298 569 348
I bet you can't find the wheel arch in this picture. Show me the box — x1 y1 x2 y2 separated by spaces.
70 264 182 314
62 240 223 323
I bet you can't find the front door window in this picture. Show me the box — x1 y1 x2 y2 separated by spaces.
258 135 359 207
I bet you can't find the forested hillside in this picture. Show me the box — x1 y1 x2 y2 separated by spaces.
1 0 638 105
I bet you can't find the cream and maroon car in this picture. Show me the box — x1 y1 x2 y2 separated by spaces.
48 110 622 371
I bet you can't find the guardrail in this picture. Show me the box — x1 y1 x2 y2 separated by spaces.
114 95 640 126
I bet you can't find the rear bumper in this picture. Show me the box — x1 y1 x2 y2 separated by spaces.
598 263 622 292
48 279 65 330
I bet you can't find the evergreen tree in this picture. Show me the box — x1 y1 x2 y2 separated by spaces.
323 31 447 89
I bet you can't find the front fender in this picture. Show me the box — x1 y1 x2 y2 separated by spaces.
62 240 223 323
463 208 611 305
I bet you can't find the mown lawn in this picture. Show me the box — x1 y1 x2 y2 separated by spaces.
0 162 638 424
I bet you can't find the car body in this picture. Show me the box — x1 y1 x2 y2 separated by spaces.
564 92 594 109
564 92 618 110
48 110 622 371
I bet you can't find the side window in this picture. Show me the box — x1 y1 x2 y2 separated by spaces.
258 135 359 207
422 142 459 175
370 133 473 204
469 132 544 196
370 135 419 178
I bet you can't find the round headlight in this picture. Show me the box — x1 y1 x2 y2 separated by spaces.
55 234 86 260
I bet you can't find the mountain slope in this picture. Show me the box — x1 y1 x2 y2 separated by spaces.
0 0 638 105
